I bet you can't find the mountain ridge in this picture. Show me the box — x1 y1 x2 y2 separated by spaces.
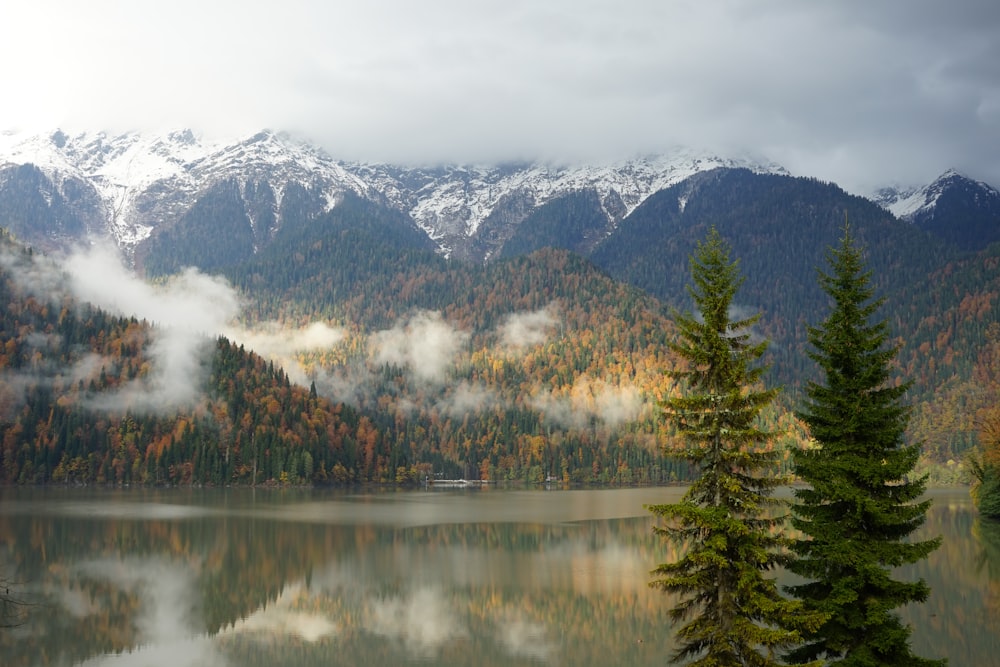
0 128 789 262
4 127 997 263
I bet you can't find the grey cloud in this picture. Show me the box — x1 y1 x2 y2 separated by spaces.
0 1 996 191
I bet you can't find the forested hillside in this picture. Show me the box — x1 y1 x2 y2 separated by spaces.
0 228 377 486
590 169 958 385
583 168 1000 477
3 227 742 485
3 165 998 486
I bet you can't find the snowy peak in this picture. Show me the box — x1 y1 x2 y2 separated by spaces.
351 150 787 259
871 169 1000 251
872 169 999 221
0 129 373 249
0 127 789 263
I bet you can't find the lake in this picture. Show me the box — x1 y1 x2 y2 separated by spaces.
0 486 996 666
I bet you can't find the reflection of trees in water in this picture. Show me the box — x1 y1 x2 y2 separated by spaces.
973 517 1000 613
20 493 1000 666
892 496 1000 666
0 501 684 667
0 572 29 629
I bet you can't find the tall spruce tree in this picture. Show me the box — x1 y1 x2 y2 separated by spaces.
648 228 821 666
786 225 944 666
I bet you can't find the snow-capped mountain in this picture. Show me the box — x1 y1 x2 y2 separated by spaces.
0 128 373 253
351 150 787 260
0 128 787 264
871 169 1000 251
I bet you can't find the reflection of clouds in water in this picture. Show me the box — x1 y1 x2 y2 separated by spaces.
547 539 651 594
54 585 98 619
498 611 557 663
304 559 372 595
223 582 337 643
75 558 201 643
71 557 224 667
323 533 649 595
55 530 637 665
370 587 467 656
74 637 221 667
58 502 216 521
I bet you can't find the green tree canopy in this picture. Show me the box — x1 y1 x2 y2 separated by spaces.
787 223 944 666
648 227 821 666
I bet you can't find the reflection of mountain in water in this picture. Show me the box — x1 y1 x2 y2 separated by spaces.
0 488 990 667
0 489 683 667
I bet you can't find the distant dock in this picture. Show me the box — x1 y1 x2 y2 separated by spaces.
427 478 489 487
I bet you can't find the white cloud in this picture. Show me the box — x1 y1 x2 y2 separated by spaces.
0 1 997 190
2 240 359 412
498 303 559 350
529 375 644 429
225 320 347 387
59 243 240 413
373 310 468 385
436 380 500 417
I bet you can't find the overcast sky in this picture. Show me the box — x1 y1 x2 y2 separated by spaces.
1 0 997 191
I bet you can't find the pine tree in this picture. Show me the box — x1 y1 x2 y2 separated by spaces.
648 227 821 666
786 224 944 665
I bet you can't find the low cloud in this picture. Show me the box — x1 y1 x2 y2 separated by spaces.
228 321 346 359
497 303 560 350
2 241 353 413
529 375 644 429
63 246 240 335
309 362 374 407
59 244 240 414
225 320 347 386
373 310 468 384
436 380 500 417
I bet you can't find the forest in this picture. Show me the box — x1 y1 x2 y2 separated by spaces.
2 168 1000 489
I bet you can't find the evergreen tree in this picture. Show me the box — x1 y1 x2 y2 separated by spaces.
966 380 1000 521
786 224 944 665
648 227 821 666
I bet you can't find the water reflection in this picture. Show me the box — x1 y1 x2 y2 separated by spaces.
0 487 994 666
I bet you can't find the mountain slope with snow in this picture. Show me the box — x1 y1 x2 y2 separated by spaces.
350 150 788 260
0 129 789 263
871 169 1000 251
0 129 378 253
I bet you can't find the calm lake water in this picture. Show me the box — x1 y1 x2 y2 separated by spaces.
0 486 995 666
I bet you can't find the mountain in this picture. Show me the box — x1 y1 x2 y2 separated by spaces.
871 169 1000 251
4 128 1000 487
0 129 787 265
0 224 698 486
4 128 1000 266
349 150 788 261
0 129 376 262
587 168 961 392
